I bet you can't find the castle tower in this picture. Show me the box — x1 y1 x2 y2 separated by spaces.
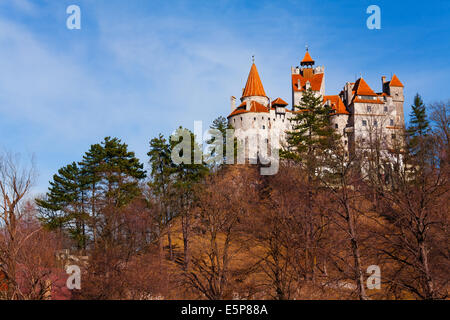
240 62 270 108
291 50 325 108
382 74 405 126
228 61 271 133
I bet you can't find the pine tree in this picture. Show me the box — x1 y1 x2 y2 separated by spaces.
170 127 209 187
78 142 104 244
99 137 146 207
148 134 176 259
36 162 88 249
148 134 174 198
409 93 430 138
281 88 338 169
408 94 431 158
206 116 236 168
280 88 339 281
170 127 208 270
407 94 434 180
37 137 146 249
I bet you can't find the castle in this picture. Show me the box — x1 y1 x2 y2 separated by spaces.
227 50 405 159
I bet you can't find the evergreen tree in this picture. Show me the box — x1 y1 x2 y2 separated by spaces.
280 88 339 280
148 134 176 259
36 162 88 249
170 127 208 270
78 142 104 244
206 116 236 168
98 137 146 207
148 134 174 199
37 137 146 249
408 93 431 158
281 88 338 171
170 127 209 188
407 94 434 180
408 93 430 138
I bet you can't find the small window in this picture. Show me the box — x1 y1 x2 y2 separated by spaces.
262 125 265 129
384 106 388 112
390 119 394 126
254 117 256 121
335 123 338 129
367 106 372 112
362 120 367 126
392 134 396 139
344 140 348 145
374 120 378 127
240 117 242 121
262 117 264 120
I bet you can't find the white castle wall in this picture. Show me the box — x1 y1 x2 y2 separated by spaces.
229 62 405 161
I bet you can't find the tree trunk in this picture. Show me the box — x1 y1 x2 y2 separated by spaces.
167 223 174 261
418 240 435 299
346 208 368 300
182 214 190 270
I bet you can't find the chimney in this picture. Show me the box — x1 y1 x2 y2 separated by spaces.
381 76 387 93
230 96 236 112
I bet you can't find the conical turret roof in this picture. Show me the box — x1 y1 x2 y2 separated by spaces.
301 51 314 63
242 63 267 98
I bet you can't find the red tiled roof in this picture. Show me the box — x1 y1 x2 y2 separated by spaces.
228 108 249 117
272 97 288 106
323 95 349 114
353 97 385 104
228 100 269 118
249 101 269 113
242 63 267 98
292 73 324 92
389 74 404 87
353 77 377 96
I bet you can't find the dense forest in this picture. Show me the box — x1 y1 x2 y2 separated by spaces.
0 93 448 300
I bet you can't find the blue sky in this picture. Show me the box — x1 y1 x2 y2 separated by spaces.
0 0 449 194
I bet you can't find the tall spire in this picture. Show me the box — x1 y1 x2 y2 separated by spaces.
242 62 266 98
301 49 315 66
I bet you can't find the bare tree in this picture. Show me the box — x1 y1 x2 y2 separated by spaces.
0 152 35 299
185 166 258 299
430 101 450 165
